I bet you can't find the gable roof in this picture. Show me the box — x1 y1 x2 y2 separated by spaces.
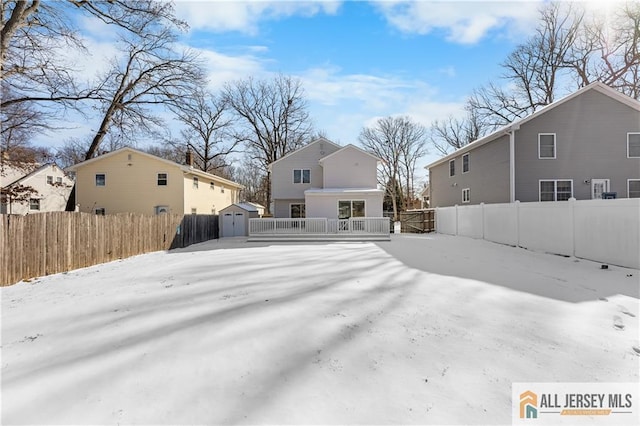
268 137 342 170
426 82 640 169
3 163 68 187
318 144 382 164
66 147 243 189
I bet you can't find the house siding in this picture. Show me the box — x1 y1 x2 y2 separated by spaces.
270 139 341 200
183 173 238 214
321 147 378 188
273 199 306 218
305 192 384 219
515 88 640 201
1 164 73 215
430 135 510 207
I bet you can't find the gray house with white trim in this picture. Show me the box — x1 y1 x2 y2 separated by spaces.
426 82 640 207
270 137 384 219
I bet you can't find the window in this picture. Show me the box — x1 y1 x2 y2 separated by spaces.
290 203 305 218
220 186 225 193
539 180 573 201
449 160 455 177
293 169 310 184
95 173 106 186
56 177 62 184
210 182 215 190
191 208 197 214
46 175 53 185
29 198 40 210
338 200 365 219
628 180 640 198
628 133 640 158
192 177 198 189
538 133 556 159
157 173 168 186
462 188 470 203
95 208 106 215
462 153 469 173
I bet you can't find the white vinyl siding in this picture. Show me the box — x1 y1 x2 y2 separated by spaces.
539 179 573 201
628 179 640 198
538 133 556 159
628 133 640 158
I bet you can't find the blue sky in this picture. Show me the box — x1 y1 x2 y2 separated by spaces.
49 1 604 182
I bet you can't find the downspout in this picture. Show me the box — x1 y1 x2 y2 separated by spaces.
509 124 520 203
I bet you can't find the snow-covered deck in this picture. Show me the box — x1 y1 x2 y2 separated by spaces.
248 217 390 241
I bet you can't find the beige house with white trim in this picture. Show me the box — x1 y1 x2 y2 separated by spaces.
270 138 384 219
1 163 73 215
67 147 242 215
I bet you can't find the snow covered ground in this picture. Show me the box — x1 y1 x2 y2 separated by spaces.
1 234 638 425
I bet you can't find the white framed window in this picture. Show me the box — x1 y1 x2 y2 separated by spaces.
627 133 640 158
220 186 225 193
95 207 106 215
29 198 40 210
462 153 469 173
462 188 470 203
293 169 310 184
46 175 53 185
539 179 573 201
192 177 198 189
338 200 365 219
449 159 455 177
538 133 556 159
56 177 62 184
157 172 168 186
95 173 106 186
628 179 640 198
290 203 305 218
210 182 215 190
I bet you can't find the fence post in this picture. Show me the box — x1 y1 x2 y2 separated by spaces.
454 204 459 236
570 197 576 258
480 202 485 240
515 200 520 247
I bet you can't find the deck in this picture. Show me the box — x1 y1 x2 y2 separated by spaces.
248 217 391 241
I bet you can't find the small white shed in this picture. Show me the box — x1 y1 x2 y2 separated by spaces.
219 203 260 237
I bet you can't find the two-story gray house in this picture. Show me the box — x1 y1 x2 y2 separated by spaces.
426 82 640 207
269 137 384 219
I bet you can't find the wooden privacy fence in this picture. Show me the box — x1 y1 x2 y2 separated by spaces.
0 212 219 286
399 209 435 233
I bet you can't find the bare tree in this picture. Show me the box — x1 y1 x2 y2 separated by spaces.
223 74 313 214
359 116 426 220
228 157 269 206
429 105 488 155
168 88 240 173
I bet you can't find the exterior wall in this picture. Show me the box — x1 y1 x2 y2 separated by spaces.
273 198 305 218
515 88 640 201
270 139 341 201
305 191 384 219
429 135 510 207
75 150 184 215
2 164 73 215
183 173 239 215
321 146 378 188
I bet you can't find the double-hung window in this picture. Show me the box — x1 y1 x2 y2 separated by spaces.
539 180 573 201
449 160 455 177
193 177 199 189
628 180 640 198
293 169 310 184
46 175 53 185
538 133 556 159
462 188 470 203
157 173 168 186
95 173 106 186
462 153 469 173
29 198 40 210
628 133 640 158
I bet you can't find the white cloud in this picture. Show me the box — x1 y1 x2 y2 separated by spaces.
174 0 342 34
372 0 542 44
194 47 269 89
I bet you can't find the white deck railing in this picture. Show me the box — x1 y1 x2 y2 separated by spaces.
249 217 390 236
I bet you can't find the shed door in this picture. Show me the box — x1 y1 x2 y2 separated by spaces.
222 213 235 237
234 212 245 236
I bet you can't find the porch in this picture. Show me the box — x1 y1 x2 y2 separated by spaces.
248 217 391 241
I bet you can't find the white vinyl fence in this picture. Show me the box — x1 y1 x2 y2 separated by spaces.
249 217 390 238
436 199 640 269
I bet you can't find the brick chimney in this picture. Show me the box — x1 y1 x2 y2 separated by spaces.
185 148 193 167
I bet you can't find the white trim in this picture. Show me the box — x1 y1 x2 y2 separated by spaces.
293 168 311 184
590 178 610 199
462 188 470 203
289 202 306 218
95 173 106 187
318 144 382 164
628 179 640 198
449 159 455 177
157 172 168 186
538 179 573 201
538 133 556 159
627 132 640 158
337 199 366 219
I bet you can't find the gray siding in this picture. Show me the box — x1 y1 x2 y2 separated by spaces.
515 89 640 201
271 139 341 201
430 135 510 207
321 146 378 188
